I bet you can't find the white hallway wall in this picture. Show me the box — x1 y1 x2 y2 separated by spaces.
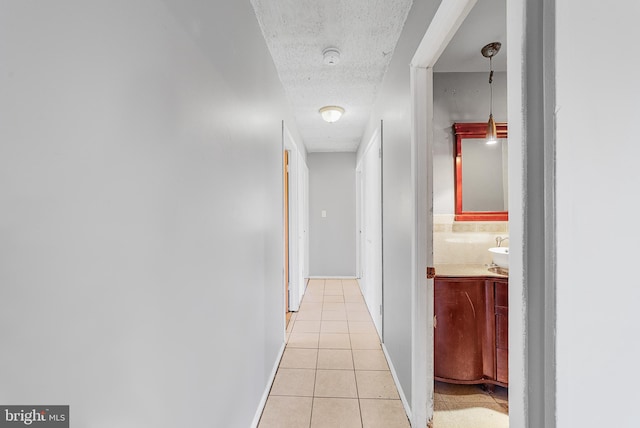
357 0 441 408
0 1 298 427
556 0 640 426
307 152 357 277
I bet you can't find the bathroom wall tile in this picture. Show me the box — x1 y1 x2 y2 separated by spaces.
477 223 508 233
452 222 477 232
433 224 447 233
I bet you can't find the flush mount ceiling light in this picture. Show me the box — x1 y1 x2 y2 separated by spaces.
481 42 501 145
319 105 345 123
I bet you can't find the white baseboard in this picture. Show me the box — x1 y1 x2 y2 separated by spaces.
382 343 412 422
250 342 286 428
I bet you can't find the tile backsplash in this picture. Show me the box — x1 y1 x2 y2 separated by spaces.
434 215 509 265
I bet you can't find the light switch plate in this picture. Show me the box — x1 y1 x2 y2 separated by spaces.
321 210 327 218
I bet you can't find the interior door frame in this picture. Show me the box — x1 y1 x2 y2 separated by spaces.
410 0 556 427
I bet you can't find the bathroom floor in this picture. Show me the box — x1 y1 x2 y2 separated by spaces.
434 381 508 427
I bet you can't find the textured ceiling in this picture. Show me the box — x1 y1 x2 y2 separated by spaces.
250 0 506 153
251 0 413 152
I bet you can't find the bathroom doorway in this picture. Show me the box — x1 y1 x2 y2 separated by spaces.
409 0 556 426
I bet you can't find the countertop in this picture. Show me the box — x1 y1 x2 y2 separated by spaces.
435 264 508 279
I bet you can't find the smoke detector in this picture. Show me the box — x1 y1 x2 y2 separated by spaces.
322 47 341 66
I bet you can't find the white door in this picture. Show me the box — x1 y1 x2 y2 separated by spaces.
360 129 383 337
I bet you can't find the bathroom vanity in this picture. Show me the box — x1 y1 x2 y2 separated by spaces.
434 265 508 387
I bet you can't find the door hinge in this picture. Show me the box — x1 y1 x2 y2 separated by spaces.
427 266 436 279
434 314 437 328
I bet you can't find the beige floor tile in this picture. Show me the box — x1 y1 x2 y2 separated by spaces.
258 396 313 428
270 368 316 397
314 369 358 398
280 348 318 369
352 349 388 370
350 334 381 350
322 310 348 321
319 333 351 349
325 279 343 287
359 399 410 428
343 287 361 294
321 320 349 334
310 397 362 428
287 332 320 348
323 295 345 302
317 349 354 370
324 288 344 296
348 321 377 334
355 371 400 399
344 294 365 302
435 382 495 404
293 320 321 333
308 279 325 287
345 302 368 312
299 301 324 312
436 401 509 428
323 302 347 311
297 310 322 320
347 311 372 321
305 293 324 302
341 279 360 288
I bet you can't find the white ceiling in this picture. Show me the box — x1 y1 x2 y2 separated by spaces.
250 0 506 153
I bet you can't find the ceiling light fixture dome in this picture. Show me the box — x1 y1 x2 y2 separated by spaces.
319 105 345 123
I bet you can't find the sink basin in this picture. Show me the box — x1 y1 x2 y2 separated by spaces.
489 247 509 268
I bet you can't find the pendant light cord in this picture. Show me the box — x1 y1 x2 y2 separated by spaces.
489 56 494 116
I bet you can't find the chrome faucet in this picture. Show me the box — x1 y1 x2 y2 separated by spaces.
496 236 509 247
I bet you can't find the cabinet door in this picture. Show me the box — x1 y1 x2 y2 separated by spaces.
495 280 508 384
434 278 492 382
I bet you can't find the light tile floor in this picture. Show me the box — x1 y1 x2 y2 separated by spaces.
258 278 509 428
258 278 410 428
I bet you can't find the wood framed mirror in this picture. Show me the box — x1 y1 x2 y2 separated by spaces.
453 122 508 221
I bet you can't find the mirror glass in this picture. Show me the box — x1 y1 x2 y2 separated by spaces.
454 123 508 221
461 138 508 211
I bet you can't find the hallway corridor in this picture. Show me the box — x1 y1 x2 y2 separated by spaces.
258 279 410 428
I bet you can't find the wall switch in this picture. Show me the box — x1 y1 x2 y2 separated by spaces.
321 210 327 218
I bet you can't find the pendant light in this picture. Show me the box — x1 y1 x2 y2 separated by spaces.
481 42 501 145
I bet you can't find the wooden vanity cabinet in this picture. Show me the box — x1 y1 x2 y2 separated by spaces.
434 276 508 387
494 279 509 384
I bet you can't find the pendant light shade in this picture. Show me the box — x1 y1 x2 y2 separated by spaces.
319 106 344 123
486 114 497 144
